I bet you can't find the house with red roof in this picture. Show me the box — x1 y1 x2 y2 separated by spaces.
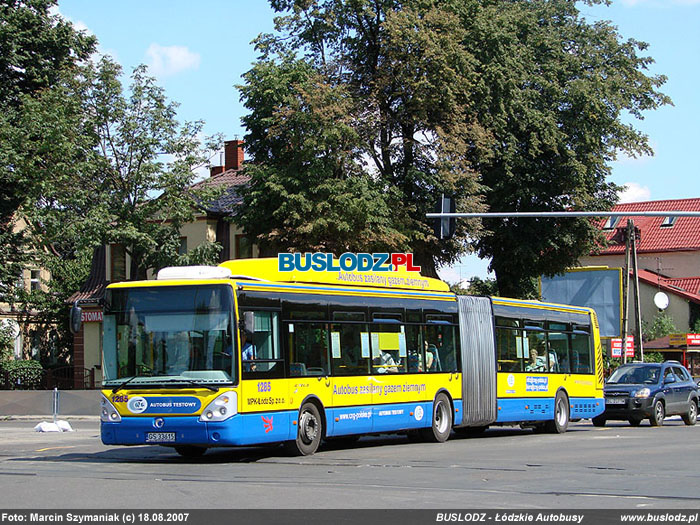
578 198 700 373
69 140 257 385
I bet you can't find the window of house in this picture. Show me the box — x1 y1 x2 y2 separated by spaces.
660 216 677 228
602 216 621 230
30 331 41 359
30 270 41 291
110 244 126 282
235 234 252 259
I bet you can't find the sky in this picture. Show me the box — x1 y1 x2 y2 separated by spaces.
55 0 700 285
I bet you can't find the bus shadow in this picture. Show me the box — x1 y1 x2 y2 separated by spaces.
8 422 608 466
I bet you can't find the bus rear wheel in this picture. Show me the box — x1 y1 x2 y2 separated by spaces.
544 391 569 434
286 402 324 456
421 393 452 443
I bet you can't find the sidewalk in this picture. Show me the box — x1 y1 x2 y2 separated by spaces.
0 414 100 421
0 389 100 416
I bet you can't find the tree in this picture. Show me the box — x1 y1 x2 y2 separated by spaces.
238 0 486 274
643 313 676 343
241 0 668 290
13 57 223 274
237 56 406 255
458 0 670 297
0 0 96 294
1 57 222 358
449 276 498 296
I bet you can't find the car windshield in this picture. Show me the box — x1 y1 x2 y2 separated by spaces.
102 284 236 387
608 365 659 385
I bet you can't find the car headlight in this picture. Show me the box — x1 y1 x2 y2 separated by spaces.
100 394 121 422
199 391 237 422
634 388 651 399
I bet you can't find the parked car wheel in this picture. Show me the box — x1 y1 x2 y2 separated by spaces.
649 400 665 427
628 417 642 427
682 399 698 426
592 416 606 427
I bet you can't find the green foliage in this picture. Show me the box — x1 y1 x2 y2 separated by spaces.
243 0 668 289
0 0 96 293
1 359 44 389
459 0 671 298
449 277 499 297
644 352 665 364
0 324 14 363
604 357 622 378
239 1 487 274
1 54 222 354
691 318 700 334
642 313 677 342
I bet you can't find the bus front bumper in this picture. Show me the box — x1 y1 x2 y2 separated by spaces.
101 412 293 447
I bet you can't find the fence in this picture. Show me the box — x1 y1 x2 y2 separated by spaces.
0 366 97 390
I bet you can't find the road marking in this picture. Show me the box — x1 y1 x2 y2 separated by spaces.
35 446 77 452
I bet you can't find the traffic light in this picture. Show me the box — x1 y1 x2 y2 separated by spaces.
434 194 456 240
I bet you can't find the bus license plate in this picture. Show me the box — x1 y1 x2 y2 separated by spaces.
146 432 176 443
605 398 626 405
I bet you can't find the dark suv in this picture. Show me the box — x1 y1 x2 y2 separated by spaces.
593 361 698 427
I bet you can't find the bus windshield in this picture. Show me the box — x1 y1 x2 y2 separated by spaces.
102 285 236 387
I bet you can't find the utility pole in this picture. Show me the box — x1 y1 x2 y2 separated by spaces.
622 220 632 364
631 224 644 362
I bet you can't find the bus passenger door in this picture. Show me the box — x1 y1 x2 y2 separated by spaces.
328 323 373 436
285 321 334 433
369 324 411 432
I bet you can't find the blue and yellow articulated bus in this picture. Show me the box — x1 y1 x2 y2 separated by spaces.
89 258 603 457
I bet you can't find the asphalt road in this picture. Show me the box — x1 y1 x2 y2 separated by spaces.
1 416 699 509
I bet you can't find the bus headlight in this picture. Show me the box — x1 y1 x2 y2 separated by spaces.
100 394 121 422
199 391 237 422
634 388 651 399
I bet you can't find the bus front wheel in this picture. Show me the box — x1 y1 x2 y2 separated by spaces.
421 393 452 443
286 402 324 456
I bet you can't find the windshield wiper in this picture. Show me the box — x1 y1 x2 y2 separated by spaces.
157 378 219 392
112 376 138 393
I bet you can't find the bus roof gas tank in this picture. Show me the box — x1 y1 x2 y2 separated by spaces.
156 266 233 281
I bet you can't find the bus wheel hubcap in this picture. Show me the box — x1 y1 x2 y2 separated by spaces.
300 411 318 444
436 402 448 433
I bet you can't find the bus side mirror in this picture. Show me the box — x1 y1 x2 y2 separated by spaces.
243 311 255 334
69 302 83 335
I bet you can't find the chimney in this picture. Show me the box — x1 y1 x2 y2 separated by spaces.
209 165 225 178
224 140 245 171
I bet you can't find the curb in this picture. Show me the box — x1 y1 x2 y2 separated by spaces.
0 415 100 421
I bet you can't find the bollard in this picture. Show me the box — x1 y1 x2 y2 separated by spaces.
52 387 60 424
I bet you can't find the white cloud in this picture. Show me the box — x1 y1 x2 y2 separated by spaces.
145 44 201 78
619 182 652 203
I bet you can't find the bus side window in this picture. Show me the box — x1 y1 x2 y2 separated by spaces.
330 322 369 376
242 311 283 379
570 329 592 374
289 322 329 376
496 327 523 372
